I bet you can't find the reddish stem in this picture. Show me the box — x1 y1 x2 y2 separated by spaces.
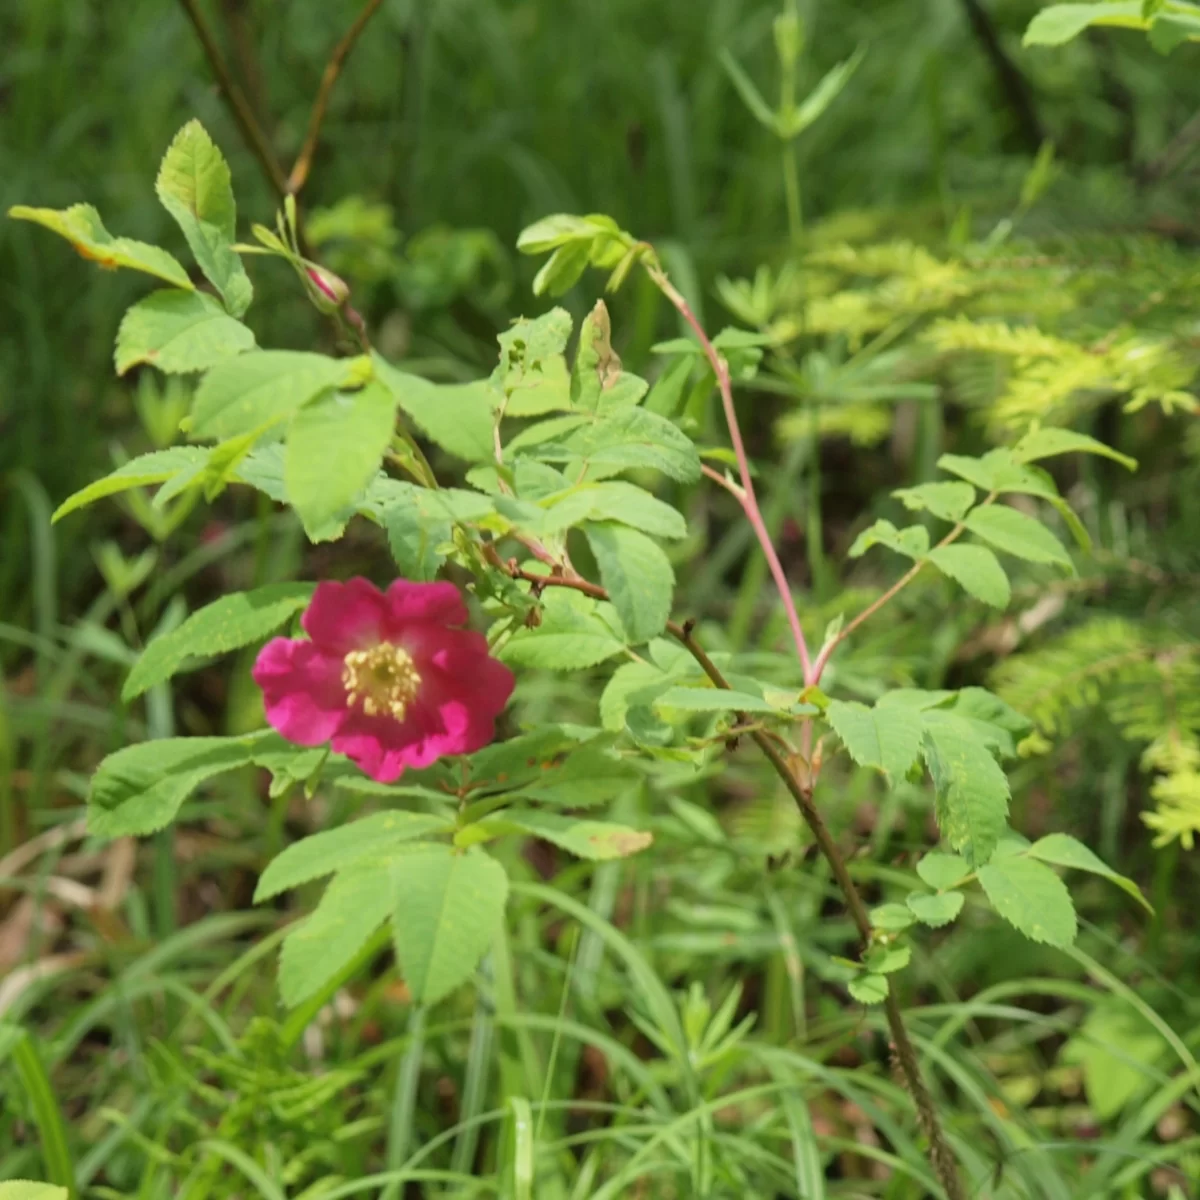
649 268 813 682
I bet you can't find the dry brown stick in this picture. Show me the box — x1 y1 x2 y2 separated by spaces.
177 0 289 198
287 0 387 195
497 557 966 1197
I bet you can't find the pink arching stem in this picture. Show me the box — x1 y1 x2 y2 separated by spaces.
649 268 814 683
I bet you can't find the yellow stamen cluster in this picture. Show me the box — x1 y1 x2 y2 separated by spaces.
342 642 421 723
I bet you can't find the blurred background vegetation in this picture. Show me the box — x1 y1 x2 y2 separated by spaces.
3 0 1200 1195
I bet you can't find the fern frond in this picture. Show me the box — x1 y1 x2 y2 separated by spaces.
1141 736 1200 850
995 620 1200 849
990 618 1158 736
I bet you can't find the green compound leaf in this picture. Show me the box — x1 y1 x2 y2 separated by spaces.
52 447 209 522
1027 833 1152 913
937 450 1093 548
516 213 613 254
190 350 363 440
391 845 508 1006
927 544 1011 608
285 381 397 541
499 589 627 671
122 583 314 701
256 812 454 901
922 711 1011 866
280 860 394 1006
88 731 275 839
655 686 797 715
496 809 653 860
542 481 687 540
906 890 965 927
9 202 192 288
115 289 255 376
0 1184 69 1200
893 481 976 523
533 240 592 298
864 943 911 975
379 484 495 581
977 855 1078 947
600 646 694 732
848 518 929 561
155 119 253 316
870 902 916 932
533 407 702 483
847 973 889 1005
374 354 496 461
584 521 675 644
506 742 639 808
916 851 970 890
963 505 1073 569
1012 425 1138 470
1061 1002 1166 1120
826 698 924 784
1024 3 1144 48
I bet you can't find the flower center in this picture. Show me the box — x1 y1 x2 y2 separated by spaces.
342 642 421 723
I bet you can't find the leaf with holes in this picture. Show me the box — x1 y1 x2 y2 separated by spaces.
391 845 508 1005
492 308 573 416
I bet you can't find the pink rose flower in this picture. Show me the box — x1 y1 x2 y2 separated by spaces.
253 578 515 782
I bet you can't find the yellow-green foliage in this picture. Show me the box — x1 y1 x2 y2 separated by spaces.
991 618 1200 849
717 229 1200 442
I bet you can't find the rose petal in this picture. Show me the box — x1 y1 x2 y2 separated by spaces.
253 638 347 745
332 640 513 781
301 578 389 655
383 579 469 634
332 700 448 781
